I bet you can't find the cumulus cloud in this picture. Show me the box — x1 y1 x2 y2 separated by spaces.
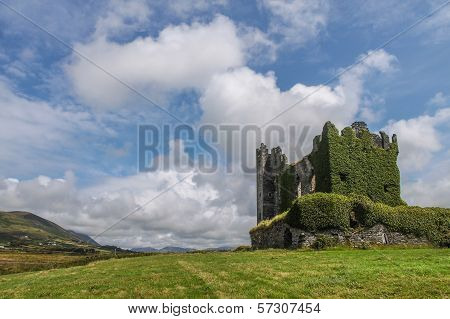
200 49 397 163
382 105 450 208
65 1 332 110
165 0 229 18
0 136 255 249
402 155 450 208
0 80 107 176
383 108 450 172
260 0 330 47
0 39 399 249
0 168 254 249
428 91 449 108
94 0 152 39
238 25 278 64
0 0 101 44
0 1 414 249
66 15 245 109
201 49 395 126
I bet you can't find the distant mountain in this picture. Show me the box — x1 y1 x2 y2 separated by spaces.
131 247 159 253
67 230 100 246
160 246 195 253
131 246 196 253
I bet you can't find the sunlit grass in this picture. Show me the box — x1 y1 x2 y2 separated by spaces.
0 248 448 298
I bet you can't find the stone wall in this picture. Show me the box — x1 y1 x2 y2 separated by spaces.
250 221 430 249
294 156 316 196
256 144 288 223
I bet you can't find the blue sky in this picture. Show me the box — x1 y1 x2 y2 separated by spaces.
0 0 449 248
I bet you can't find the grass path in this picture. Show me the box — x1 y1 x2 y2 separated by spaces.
0 248 449 298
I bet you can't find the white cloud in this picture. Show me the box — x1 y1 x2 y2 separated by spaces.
200 49 397 163
0 80 109 176
94 0 152 39
341 0 450 44
359 95 386 123
402 155 450 208
0 167 254 249
260 0 330 47
343 0 421 31
201 49 395 126
166 0 229 18
428 91 449 108
66 15 245 109
383 108 450 171
0 45 399 249
0 0 101 43
0 137 255 249
420 0 450 43
238 25 278 64
382 105 450 208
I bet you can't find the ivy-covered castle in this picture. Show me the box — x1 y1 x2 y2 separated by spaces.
252 121 449 249
256 121 403 224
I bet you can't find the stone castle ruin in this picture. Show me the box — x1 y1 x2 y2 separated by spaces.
251 121 443 249
257 121 402 224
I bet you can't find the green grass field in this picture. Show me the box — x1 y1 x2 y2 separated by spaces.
0 248 448 298
0 251 115 275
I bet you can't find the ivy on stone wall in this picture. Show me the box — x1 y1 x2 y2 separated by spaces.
310 122 405 206
278 193 449 246
309 124 332 194
279 165 297 212
285 193 352 231
351 194 449 247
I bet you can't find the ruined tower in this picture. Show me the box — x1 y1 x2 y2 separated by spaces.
256 121 403 224
256 144 287 223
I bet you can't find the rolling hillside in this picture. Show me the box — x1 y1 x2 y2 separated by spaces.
0 211 98 251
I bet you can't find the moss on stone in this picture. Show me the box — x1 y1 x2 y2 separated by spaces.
250 211 287 234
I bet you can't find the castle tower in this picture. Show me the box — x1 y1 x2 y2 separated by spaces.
256 144 287 223
310 121 402 206
256 143 268 224
256 121 403 225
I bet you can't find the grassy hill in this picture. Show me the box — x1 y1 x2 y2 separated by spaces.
67 230 100 246
0 211 98 252
0 211 137 275
0 248 448 298
0 211 79 241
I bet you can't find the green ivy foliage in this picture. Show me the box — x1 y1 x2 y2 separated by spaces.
285 193 352 231
351 194 449 247
310 122 405 206
279 165 297 212
282 193 449 246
